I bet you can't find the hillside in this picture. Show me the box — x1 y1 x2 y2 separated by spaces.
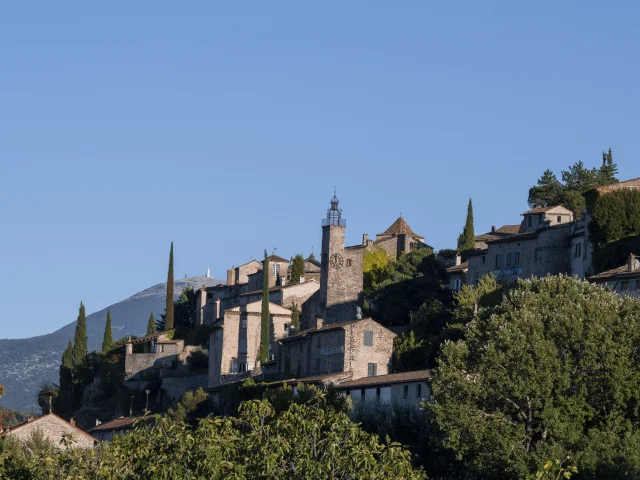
0 276 223 411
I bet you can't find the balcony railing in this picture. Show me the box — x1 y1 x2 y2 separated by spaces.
322 218 346 227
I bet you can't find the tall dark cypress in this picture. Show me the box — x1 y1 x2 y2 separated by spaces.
72 302 87 367
147 313 157 335
457 199 475 252
258 250 270 363
102 309 114 353
60 340 73 392
165 242 175 330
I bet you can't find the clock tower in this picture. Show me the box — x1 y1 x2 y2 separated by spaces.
319 192 363 325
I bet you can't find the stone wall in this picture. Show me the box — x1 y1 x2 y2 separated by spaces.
2 414 95 449
125 340 184 380
161 374 208 402
344 319 395 379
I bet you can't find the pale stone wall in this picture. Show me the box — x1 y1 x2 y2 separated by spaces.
345 319 395 379
347 381 430 409
2 415 95 449
161 374 208 401
125 340 184 379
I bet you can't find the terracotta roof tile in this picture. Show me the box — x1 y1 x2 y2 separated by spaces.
378 217 420 237
447 261 469 273
336 370 432 389
88 416 154 433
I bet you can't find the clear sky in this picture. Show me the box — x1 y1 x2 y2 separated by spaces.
1 1 639 339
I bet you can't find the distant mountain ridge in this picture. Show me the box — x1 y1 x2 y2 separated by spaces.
0 276 223 411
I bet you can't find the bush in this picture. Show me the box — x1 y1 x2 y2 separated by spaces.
187 349 209 371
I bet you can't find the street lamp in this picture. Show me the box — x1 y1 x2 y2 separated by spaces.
145 389 151 413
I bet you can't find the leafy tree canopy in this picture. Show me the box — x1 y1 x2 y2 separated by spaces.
429 275 640 479
289 254 305 284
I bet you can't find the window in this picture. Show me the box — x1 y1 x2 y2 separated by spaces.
514 252 520 265
367 363 377 377
574 243 582 259
621 281 630 291
403 385 409 400
207 292 213 300
495 254 503 268
238 339 247 353
363 331 374 346
346 259 352 267
284 323 289 332
506 253 512 266
539 213 544 223
361 388 365 399
557 216 562 223
527 216 532 228
416 384 422 398
376 386 381 401
241 319 247 328
380 387 391 406
273 263 280 278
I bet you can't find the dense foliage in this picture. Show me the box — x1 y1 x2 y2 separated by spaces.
429 276 640 479
0 395 425 479
457 198 475 252
527 150 618 215
72 302 87 367
588 187 640 272
146 312 156 335
290 302 300 333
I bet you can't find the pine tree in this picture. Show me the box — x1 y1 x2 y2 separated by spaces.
59 340 73 392
165 242 175 330
147 313 157 335
457 199 475 252
102 310 114 353
290 254 306 284
72 302 87 367
258 250 270 364
290 302 300 333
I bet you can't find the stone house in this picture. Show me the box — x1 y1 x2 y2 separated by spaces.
208 301 294 386
447 253 468 292
124 331 185 380
335 369 431 409
588 253 640 298
474 225 521 249
521 206 574 232
364 216 432 259
88 416 153 442
226 260 262 286
279 318 396 381
0 413 97 449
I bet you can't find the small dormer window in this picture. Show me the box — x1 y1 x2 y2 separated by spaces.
557 216 562 223
527 216 532 228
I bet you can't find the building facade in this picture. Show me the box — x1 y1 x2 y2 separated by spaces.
0 414 97 449
588 253 640 298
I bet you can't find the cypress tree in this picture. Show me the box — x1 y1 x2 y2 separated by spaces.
290 302 300 333
165 242 175 330
457 199 475 252
72 302 87 367
60 340 73 392
147 313 157 335
258 250 270 364
102 310 114 353
290 254 306 284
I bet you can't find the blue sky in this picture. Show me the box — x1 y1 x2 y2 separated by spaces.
1 1 639 338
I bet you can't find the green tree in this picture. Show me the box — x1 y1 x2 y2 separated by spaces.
59 340 73 392
72 302 87 367
164 241 175 330
429 275 640 478
597 147 618 185
289 254 305 284
167 387 213 427
451 272 503 320
290 302 300 333
528 169 564 208
101 309 114 353
457 198 475 252
146 313 156 335
258 250 270 364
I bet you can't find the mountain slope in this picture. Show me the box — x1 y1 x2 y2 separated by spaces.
0 276 223 411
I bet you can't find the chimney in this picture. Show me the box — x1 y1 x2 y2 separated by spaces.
316 316 324 330
491 226 496 233
280 275 286 286
362 233 369 246
70 417 75 427
299 275 305 284
455 252 462 266
227 267 236 286
629 253 637 272
95 419 101 427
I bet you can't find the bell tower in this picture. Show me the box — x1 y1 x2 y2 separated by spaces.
319 192 362 324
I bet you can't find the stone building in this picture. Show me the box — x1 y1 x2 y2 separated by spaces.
521 205 574 233
287 253 321 283
320 193 364 324
588 253 640 298
279 318 396 381
0 414 97 449
208 301 294 386
88 416 154 442
447 253 468 292
124 331 186 380
474 225 521 249
364 216 432 259
335 369 431 409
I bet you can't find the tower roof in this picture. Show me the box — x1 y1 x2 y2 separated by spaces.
379 217 420 237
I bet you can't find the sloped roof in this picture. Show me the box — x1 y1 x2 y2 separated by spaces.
225 301 292 316
0 413 99 444
88 416 154 433
378 217 420 237
521 205 573 216
496 224 522 234
335 370 431 389
589 177 640 194
266 255 289 263
447 261 469 273
588 256 640 281
280 318 395 343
